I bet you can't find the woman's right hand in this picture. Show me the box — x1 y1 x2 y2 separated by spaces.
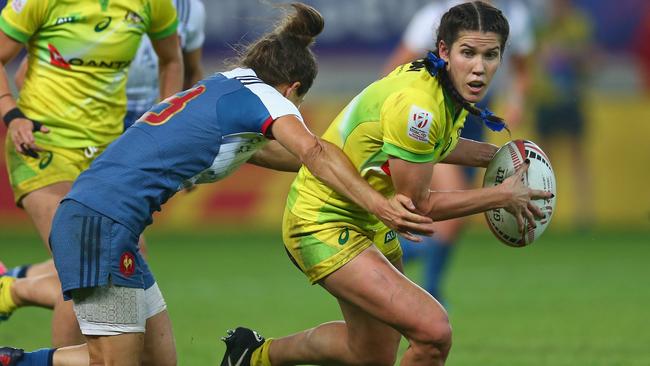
373 193 434 242
8 117 49 157
500 159 553 233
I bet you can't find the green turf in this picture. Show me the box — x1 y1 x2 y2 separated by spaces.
1 228 648 365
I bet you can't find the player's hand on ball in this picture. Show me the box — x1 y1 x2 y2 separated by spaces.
483 140 557 246
500 159 546 234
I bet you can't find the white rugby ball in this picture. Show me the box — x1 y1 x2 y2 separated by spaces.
482 140 556 247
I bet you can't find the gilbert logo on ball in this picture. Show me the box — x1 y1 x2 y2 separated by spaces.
483 140 557 247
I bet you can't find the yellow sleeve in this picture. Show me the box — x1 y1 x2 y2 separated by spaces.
380 88 441 163
0 0 50 43
148 0 178 40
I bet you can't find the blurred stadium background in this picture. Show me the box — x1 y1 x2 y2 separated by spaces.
1 0 649 365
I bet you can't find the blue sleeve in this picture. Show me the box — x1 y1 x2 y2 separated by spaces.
216 88 271 136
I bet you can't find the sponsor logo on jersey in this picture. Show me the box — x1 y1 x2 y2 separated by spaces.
47 44 131 70
338 227 350 245
407 105 433 143
68 58 132 69
384 230 396 244
55 16 78 26
94 16 112 32
125 11 144 27
120 252 136 276
48 44 70 69
12 0 26 13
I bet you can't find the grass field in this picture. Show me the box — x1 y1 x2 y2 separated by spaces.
1 227 648 365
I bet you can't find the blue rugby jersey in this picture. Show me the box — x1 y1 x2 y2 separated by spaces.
66 68 302 234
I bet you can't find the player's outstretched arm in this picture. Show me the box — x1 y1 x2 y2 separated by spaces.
390 158 551 232
271 115 434 240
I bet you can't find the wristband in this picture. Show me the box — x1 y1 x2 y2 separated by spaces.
3 107 43 131
3 107 26 127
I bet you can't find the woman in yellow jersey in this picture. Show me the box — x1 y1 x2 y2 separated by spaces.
0 0 184 349
220 2 553 366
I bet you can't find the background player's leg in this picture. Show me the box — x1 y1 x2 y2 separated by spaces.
22 182 73 254
142 310 177 366
20 182 84 347
86 333 144 366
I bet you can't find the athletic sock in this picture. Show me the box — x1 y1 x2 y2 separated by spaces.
16 348 55 366
399 237 429 263
250 338 273 366
7 265 30 279
423 239 453 302
0 276 17 315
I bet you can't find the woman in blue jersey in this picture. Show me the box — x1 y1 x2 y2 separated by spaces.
0 0 184 349
219 3 551 366
0 3 434 365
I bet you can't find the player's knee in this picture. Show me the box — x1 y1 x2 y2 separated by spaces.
410 319 452 362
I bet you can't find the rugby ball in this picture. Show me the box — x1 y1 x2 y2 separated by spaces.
482 140 556 247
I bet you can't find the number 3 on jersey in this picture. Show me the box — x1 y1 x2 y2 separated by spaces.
141 85 207 125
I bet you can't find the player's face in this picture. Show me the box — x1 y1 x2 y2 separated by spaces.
440 31 502 103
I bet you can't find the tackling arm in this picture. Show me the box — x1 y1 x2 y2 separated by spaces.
247 140 302 172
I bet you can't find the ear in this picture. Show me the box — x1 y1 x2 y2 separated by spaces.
283 81 302 98
438 40 451 63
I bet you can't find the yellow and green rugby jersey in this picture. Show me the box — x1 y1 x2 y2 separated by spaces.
287 62 469 231
0 0 178 148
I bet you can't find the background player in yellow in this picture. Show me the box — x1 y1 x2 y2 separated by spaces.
221 2 553 366
0 0 184 348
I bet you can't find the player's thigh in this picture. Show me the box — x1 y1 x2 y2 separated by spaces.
22 182 73 245
72 285 147 365
336 296 401 364
86 332 145 366
142 285 176 366
321 246 450 343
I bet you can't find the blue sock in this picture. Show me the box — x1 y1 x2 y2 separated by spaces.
16 348 55 366
399 237 429 263
423 239 453 302
7 265 30 278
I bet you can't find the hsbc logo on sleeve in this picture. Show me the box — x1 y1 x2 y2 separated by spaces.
407 105 433 143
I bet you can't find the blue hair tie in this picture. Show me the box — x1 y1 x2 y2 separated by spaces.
425 51 446 76
480 108 506 132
